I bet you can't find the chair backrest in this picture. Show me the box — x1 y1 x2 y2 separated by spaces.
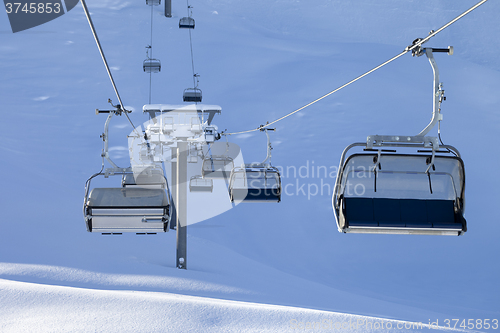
339 153 464 201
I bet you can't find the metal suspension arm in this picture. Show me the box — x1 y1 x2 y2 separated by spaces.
100 111 119 169
416 47 453 136
260 127 275 165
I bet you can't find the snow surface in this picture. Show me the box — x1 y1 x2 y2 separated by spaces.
1 0 499 332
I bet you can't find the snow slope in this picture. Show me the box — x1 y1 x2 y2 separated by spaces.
0 0 499 331
1 277 465 333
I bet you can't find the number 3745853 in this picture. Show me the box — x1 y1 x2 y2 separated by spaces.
5 3 62 14
444 319 498 330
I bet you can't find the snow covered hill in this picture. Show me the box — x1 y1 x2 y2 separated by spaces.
2 277 468 333
0 0 499 331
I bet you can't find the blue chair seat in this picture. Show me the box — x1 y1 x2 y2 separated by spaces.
343 197 464 230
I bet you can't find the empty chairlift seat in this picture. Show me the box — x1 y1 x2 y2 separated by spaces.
201 156 233 179
143 58 161 73
85 187 170 234
334 152 466 235
179 17 195 29
229 164 281 203
183 88 202 102
84 169 170 234
189 176 213 192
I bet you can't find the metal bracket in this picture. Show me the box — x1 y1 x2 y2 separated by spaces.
367 135 439 151
94 99 131 169
104 167 132 178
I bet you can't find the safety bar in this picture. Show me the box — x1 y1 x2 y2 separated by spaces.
332 141 461 211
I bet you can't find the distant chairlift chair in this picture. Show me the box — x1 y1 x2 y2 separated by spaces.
189 175 213 192
229 128 282 203
179 17 195 29
143 58 161 73
229 164 281 202
183 88 202 102
332 46 466 235
201 155 234 179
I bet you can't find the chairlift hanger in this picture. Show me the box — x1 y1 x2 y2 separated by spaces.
181 3 201 103
228 127 282 203
86 99 171 234
332 46 466 236
180 3 195 29
95 99 134 169
183 73 202 102
86 100 171 234
144 45 161 73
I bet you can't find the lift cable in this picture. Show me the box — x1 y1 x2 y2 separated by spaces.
223 0 488 136
80 0 138 134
